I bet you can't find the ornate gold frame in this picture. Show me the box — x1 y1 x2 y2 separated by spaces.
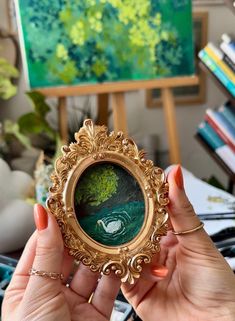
47 120 169 284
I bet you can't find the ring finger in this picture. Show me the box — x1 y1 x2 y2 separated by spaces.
69 263 99 301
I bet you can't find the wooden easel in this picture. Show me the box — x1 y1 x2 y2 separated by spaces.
39 75 199 164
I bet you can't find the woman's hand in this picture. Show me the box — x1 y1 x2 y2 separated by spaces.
2 204 120 321
122 165 235 321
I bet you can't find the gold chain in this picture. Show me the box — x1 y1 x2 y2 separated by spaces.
29 268 64 280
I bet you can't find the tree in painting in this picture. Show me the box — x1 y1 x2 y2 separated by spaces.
75 164 119 207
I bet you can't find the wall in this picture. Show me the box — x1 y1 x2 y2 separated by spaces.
0 3 234 186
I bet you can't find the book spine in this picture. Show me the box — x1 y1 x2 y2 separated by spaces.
198 50 235 97
205 44 235 83
205 110 235 152
223 55 235 74
218 104 235 130
222 33 235 50
220 42 235 64
197 122 235 173
197 122 225 150
216 145 235 173
213 110 235 142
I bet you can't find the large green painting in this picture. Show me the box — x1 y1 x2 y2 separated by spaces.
16 0 194 88
74 163 145 247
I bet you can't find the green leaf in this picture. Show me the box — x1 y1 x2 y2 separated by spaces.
4 120 32 150
18 112 55 140
18 113 42 134
0 78 17 100
26 91 50 116
0 58 19 100
0 58 19 78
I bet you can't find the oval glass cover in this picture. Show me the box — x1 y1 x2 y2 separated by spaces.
74 163 145 246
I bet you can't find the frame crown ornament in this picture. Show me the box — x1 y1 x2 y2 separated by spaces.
47 119 169 284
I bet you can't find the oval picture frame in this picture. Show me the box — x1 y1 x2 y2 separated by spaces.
47 119 169 284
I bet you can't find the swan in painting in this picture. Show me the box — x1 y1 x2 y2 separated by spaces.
97 219 122 234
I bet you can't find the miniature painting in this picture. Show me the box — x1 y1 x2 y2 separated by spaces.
74 163 145 246
16 0 194 88
48 119 169 283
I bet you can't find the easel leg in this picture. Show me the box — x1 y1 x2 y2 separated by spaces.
111 92 128 135
58 97 68 144
97 93 109 126
161 88 181 164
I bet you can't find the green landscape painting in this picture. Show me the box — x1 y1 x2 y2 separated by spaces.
74 163 145 247
16 0 194 88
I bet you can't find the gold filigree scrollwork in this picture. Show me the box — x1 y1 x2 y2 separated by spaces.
47 119 169 284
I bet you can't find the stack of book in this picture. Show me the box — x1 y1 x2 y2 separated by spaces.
196 101 235 174
198 34 235 98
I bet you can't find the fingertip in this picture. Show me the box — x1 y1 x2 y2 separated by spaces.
174 165 184 190
151 265 168 278
34 204 48 231
166 164 178 179
167 164 183 189
166 167 203 241
34 203 64 252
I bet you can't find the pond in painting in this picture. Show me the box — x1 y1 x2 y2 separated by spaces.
74 163 145 246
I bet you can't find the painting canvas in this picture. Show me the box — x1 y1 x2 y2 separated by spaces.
74 163 145 247
15 0 194 89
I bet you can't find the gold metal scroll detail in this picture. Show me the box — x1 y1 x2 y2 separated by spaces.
47 119 169 284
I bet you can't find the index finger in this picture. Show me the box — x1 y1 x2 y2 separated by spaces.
7 231 37 289
11 231 37 277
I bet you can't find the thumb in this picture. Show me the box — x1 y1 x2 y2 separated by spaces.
167 165 213 249
25 204 64 297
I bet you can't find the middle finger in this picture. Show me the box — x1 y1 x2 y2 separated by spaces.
69 263 99 300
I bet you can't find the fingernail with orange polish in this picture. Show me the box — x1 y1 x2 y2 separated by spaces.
34 204 48 231
174 165 184 190
151 266 168 278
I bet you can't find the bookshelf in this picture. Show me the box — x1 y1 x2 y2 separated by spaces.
197 21 235 193
195 133 235 193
